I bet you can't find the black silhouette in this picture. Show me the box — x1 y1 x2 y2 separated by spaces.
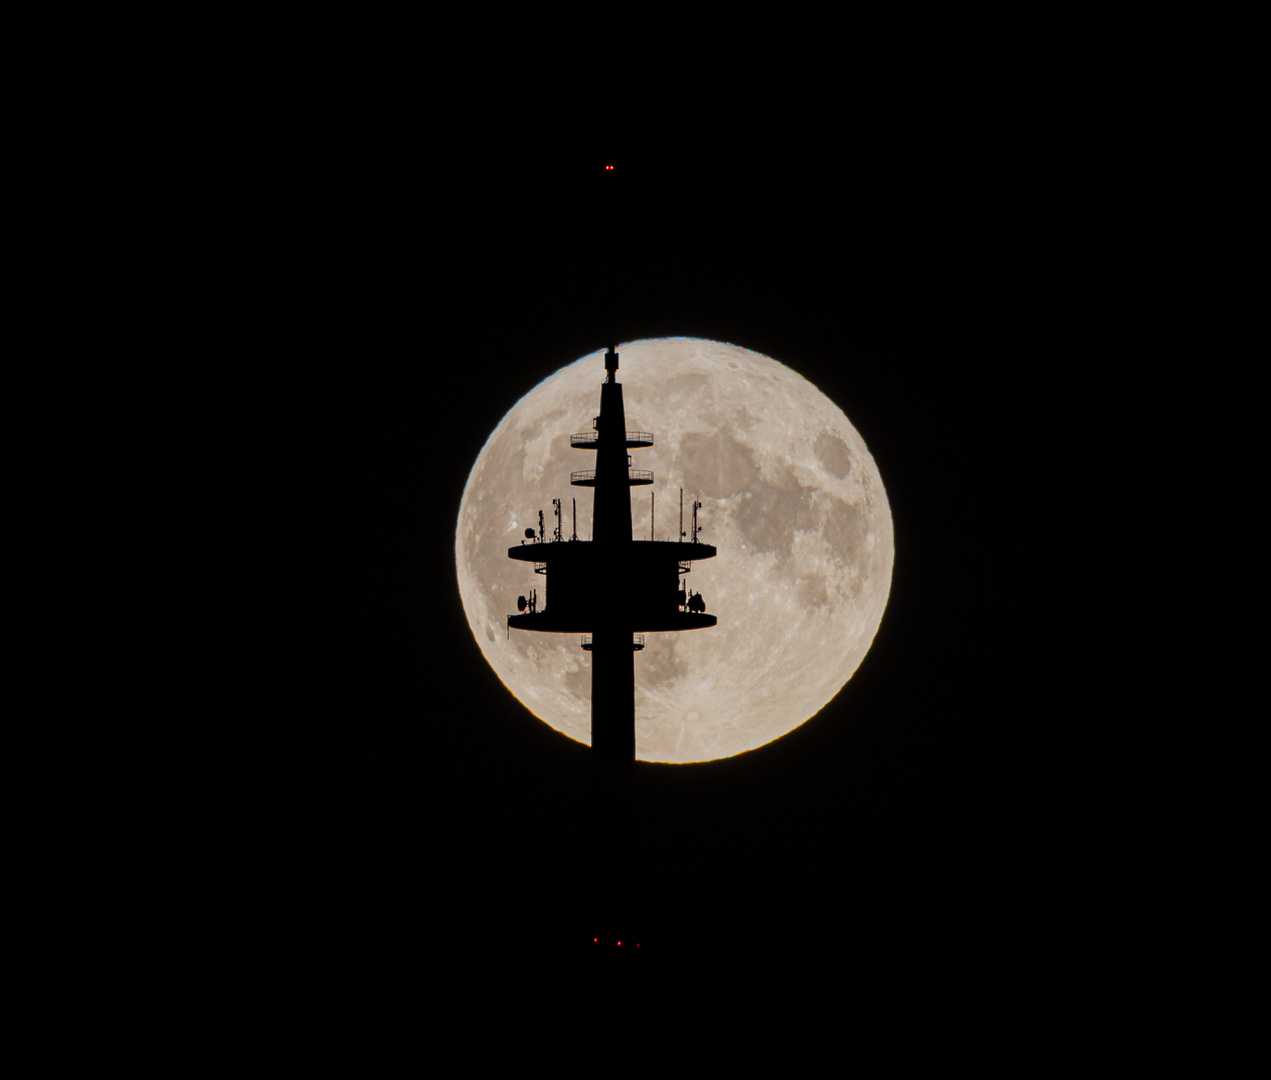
507 345 717 762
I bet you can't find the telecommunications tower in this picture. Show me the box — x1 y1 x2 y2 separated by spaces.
507 345 717 762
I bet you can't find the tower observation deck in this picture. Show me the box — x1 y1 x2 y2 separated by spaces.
507 345 717 762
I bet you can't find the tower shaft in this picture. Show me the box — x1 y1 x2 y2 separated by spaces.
590 626 636 760
590 357 635 760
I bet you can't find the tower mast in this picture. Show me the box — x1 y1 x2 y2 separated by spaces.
506 347 717 761
504 165 718 762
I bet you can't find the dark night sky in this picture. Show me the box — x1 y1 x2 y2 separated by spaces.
123 50 1230 1043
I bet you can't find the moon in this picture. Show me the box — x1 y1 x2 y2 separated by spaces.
455 337 894 763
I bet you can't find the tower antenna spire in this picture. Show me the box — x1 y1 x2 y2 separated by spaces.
603 159 620 375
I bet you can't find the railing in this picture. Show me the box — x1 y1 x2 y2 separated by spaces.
570 430 654 448
570 468 655 486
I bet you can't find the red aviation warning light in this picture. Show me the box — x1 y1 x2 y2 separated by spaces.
604 164 615 170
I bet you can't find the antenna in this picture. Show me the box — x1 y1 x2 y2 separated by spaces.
651 491 655 541
538 508 545 543
680 487 685 540
571 497 577 542
691 497 703 543
553 498 562 543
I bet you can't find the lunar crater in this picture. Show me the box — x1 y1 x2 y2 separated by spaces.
814 432 853 479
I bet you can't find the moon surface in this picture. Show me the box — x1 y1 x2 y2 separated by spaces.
455 338 893 763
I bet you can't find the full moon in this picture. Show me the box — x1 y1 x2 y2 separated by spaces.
455 338 894 763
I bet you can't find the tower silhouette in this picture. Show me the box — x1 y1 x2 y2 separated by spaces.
507 345 718 762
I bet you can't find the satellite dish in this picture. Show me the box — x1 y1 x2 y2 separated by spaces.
524 527 536 539
517 595 528 612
